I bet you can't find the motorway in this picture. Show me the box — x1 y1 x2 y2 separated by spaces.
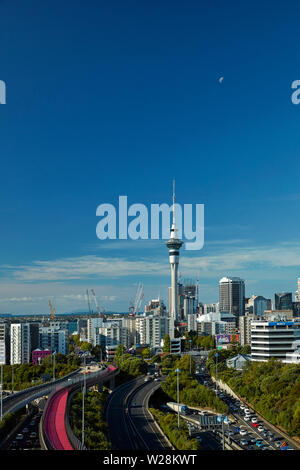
193 358 299 451
127 378 172 450
106 376 171 451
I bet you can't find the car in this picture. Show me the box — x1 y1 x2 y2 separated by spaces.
262 431 269 438
256 440 264 448
244 408 250 414
252 422 259 428
23 427 29 433
15 434 24 440
239 429 247 436
240 404 245 409
249 437 257 444
234 426 240 433
195 436 202 443
251 417 258 424
29 432 37 439
258 425 264 432
240 438 248 446
275 440 282 448
268 434 275 442
244 415 250 421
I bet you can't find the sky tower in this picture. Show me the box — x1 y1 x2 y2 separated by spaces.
166 180 183 321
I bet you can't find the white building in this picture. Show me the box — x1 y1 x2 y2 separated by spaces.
135 315 171 348
204 303 219 315
0 322 9 365
95 322 122 348
87 317 104 346
10 323 36 365
187 313 198 332
239 315 255 346
251 319 300 362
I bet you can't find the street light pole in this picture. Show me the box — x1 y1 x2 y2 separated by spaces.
189 339 192 375
215 352 218 395
217 414 226 450
82 354 86 447
52 351 56 382
175 368 180 429
11 364 14 394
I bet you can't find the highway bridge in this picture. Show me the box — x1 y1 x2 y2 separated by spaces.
39 365 119 450
2 369 81 418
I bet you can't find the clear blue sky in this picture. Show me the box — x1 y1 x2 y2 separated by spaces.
0 0 300 314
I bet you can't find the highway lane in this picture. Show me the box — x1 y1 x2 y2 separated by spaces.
106 376 172 451
106 376 146 450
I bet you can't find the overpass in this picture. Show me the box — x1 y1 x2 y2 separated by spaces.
2 369 81 418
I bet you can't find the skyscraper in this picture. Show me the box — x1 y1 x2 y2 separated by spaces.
295 278 300 302
219 277 245 322
275 292 293 311
166 181 183 321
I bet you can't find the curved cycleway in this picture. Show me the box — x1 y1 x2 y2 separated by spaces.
41 365 118 450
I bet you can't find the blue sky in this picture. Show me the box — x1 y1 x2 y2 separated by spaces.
0 0 300 314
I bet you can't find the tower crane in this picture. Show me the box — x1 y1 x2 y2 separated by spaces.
86 289 92 315
134 283 144 315
49 300 55 321
90 289 103 318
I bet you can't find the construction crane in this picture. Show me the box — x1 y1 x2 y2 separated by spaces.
49 300 55 321
134 282 144 315
86 289 92 315
90 289 103 318
129 298 135 316
135 291 144 315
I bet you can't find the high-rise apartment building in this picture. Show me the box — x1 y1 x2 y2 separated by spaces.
39 325 69 355
10 323 39 365
135 315 171 348
0 322 9 364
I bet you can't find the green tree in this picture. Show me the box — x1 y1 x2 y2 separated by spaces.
163 334 171 353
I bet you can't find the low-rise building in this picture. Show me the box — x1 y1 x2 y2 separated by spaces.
226 353 251 370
